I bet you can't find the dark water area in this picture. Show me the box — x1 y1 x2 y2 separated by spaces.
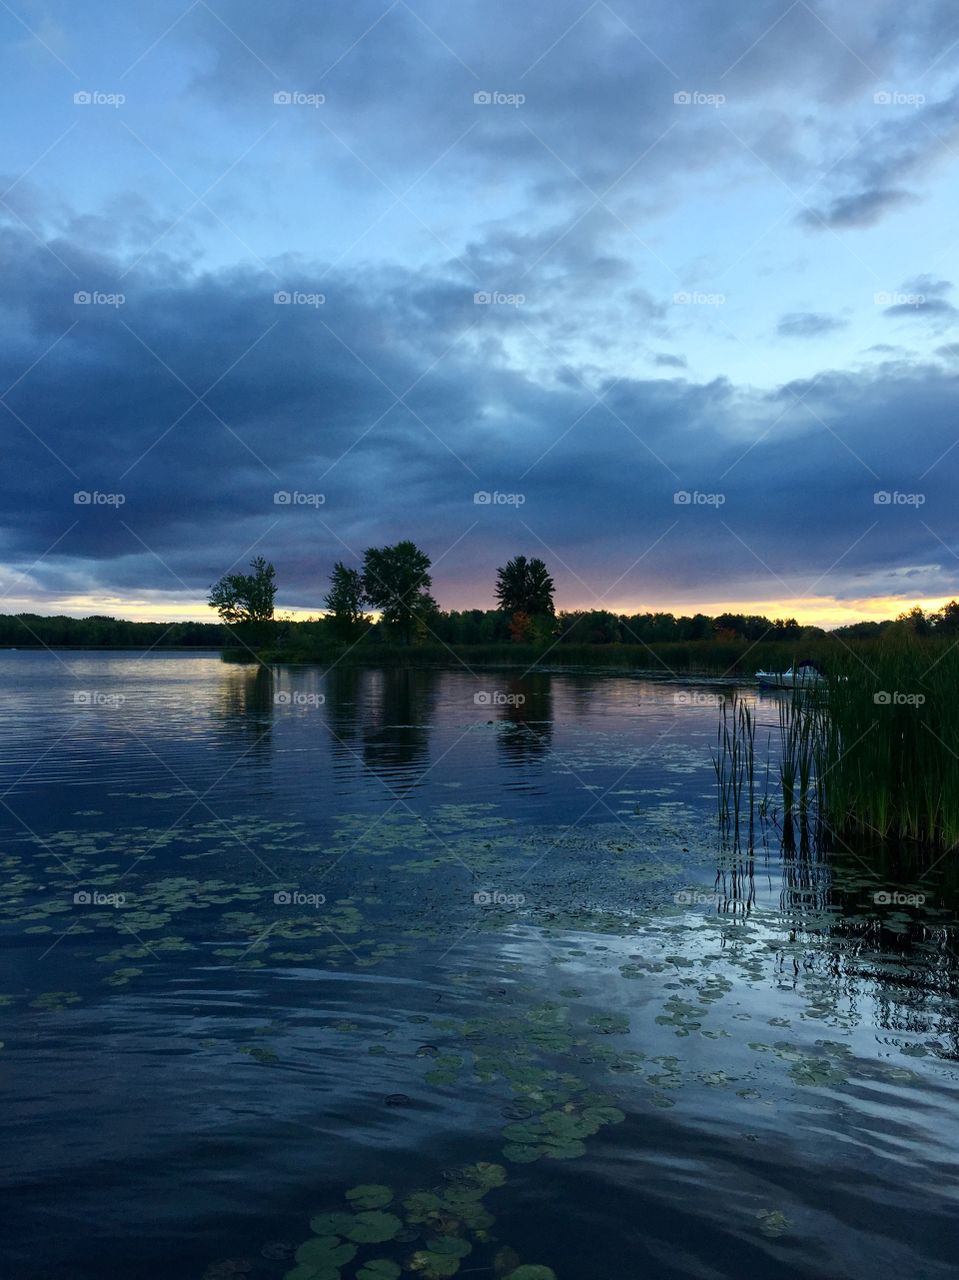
1 652 958 1280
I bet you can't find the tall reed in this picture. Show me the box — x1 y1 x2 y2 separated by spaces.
712 694 757 847
714 632 959 849
815 632 959 846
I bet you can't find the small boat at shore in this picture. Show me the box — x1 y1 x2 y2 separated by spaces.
755 660 824 690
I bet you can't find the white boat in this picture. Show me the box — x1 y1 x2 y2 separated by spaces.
755 661 824 690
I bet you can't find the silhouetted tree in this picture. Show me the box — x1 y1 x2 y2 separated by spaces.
362 541 437 644
495 556 555 615
931 600 959 634
208 556 277 646
324 562 368 639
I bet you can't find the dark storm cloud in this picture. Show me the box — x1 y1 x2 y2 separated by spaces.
4 204 958 613
7 1 959 613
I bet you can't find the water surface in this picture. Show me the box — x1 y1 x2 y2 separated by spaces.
1 652 957 1280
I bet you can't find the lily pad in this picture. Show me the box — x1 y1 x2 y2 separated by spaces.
345 1211 403 1244
345 1185 393 1210
756 1209 791 1238
294 1237 356 1269
425 1236 471 1259
409 1251 460 1278
357 1263 402 1280
284 1266 339 1280
308 1213 354 1238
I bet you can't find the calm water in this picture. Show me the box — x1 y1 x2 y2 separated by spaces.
1 652 958 1280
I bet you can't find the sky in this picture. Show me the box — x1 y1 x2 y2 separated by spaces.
3 0 959 627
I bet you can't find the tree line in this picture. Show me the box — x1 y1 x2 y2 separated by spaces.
3 545 949 652
206 544 819 649
0 614 225 648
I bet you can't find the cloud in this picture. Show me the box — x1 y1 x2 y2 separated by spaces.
800 188 916 229
885 297 957 320
5 3 959 615
884 278 956 322
800 84 959 231
2 209 959 614
777 312 847 338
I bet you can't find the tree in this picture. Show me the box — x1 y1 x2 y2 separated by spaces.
495 556 555 617
362 541 437 644
324 562 368 640
896 605 931 636
208 556 277 624
208 556 277 646
931 600 959 634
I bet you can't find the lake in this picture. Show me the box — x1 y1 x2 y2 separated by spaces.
1 651 958 1280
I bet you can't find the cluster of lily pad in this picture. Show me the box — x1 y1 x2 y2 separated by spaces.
286 1166 556 1280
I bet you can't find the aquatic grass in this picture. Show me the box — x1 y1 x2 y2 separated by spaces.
815 633 959 846
714 632 959 848
711 694 757 847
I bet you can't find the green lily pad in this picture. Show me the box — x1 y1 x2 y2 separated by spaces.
409 1251 460 1278
506 1268 558 1280
29 991 81 1011
587 1013 629 1034
425 1236 471 1259
308 1213 354 1238
403 1192 444 1222
345 1211 403 1244
357 1263 402 1280
458 1161 506 1190
756 1209 791 1238
503 1143 540 1164
294 1237 356 1269
789 1058 848 1087
284 1266 340 1280
345 1184 393 1210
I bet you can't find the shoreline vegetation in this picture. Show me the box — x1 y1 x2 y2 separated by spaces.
5 615 957 677
7 524 959 845
204 549 959 847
